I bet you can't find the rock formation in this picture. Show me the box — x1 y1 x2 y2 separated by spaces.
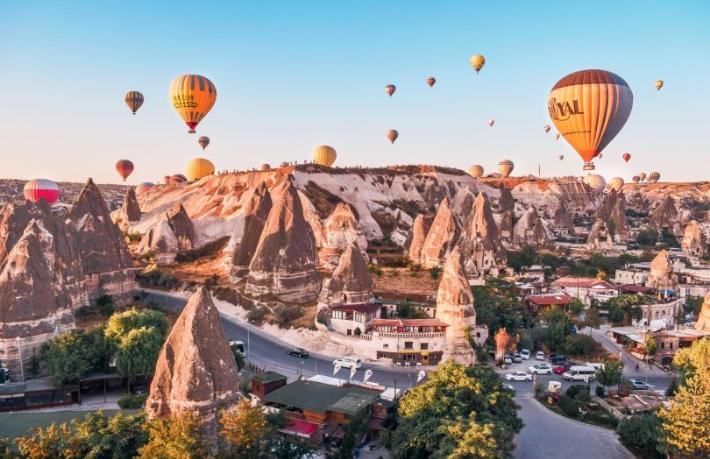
458 193 506 277
137 203 197 265
608 193 629 241
650 196 680 235
451 187 476 223
646 249 676 290
696 292 710 332
166 203 196 251
586 219 613 249
113 187 141 230
494 188 514 243
682 220 707 258
512 206 549 249
320 202 368 269
407 214 429 265
231 182 272 281
146 287 239 452
419 197 460 268
319 242 373 306
552 201 575 236
246 178 321 303
435 246 476 366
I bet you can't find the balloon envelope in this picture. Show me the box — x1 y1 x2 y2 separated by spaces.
488 119 495 127
186 158 215 181
468 165 484 178
498 159 514 177
649 171 661 182
198 136 210 150
386 129 399 144
313 145 337 166
170 75 217 133
426 77 436 87
136 182 155 194
654 80 664 90
583 173 606 194
639 172 647 182
385 84 396 97
632 176 640 184
609 177 624 192
24 178 59 204
115 159 134 181
125 91 144 114
559 154 564 161
470 54 485 73
548 69 633 171
623 152 631 163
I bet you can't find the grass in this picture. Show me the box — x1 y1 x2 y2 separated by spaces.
0 409 138 439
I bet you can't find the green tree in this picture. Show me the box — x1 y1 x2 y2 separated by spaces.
139 412 210 459
683 296 703 316
389 361 523 458
616 413 663 458
658 372 710 458
636 229 659 247
219 398 272 458
0 438 13 459
105 309 169 343
645 335 658 360
45 331 91 384
595 360 624 396
473 278 533 336
115 327 164 384
583 306 602 335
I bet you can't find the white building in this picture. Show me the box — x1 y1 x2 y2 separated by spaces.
550 277 618 305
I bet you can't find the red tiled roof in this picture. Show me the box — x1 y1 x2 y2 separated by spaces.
526 294 574 306
330 303 381 314
552 277 614 289
371 318 448 328
281 419 318 437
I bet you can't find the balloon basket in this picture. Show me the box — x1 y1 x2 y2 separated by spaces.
583 162 595 171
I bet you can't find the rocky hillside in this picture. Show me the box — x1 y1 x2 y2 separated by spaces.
0 179 128 211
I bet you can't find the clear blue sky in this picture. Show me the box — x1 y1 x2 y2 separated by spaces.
1 1 708 184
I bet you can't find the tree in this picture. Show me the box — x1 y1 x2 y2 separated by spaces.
645 335 658 361
0 438 14 459
658 372 710 458
595 360 623 396
672 336 710 384
44 331 91 384
473 278 533 336
636 228 659 247
616 413 663 458
230 345 245 370
105 308 169 343
139 412 210 459
115 327 164 384
583 306 602 335
388 361 523 458
683 296 704 317
15 423 81 458
219 398 271 458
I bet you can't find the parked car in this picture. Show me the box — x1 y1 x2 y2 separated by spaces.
535 351 545 361
504 354 513 365
333 356 362 369
512 353 523 363
502 383 516 393
628 379 655 390
287 348 310 358
552 364 567 375
505 371 533 382
520 349 531 360
528 363 553 375
548 353 566 363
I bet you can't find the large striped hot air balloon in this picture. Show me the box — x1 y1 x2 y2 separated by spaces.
386 129 399 144
498 159 514 177
115 159 134 181
313 145 337 166
649 171 661 183
609 177 624 192
170 75 217 133
23 179 59 204
468 165 484 178
124 91 144 115
548 69 633 171
198 136 210 150
583 173 606 195
186 157 215 181
136 182 155 194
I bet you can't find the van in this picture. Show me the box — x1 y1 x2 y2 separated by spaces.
229 340 246 357
562 365 597 382
584 362 605 371
333 357 362 369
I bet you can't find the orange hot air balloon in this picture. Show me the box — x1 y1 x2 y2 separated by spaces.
125 91 144 115
198 136 210 150
470 54 485 73
426 77 436 87
170 75 217 133
385 84 396 97
548 69 633 171
386 129 399 144
623 152 631 163
313 145 337 166
115 160 134 181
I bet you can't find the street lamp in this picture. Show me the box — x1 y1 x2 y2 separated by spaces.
15 337 24 382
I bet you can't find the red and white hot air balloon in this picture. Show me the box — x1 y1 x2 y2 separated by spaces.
136 182 155 194
23 179 59 204
385 84 396 97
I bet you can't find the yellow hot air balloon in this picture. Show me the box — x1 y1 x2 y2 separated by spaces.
468 165 484 178
313 145 337 167
548 69 633 171
498 159 514 177
170 75 217 133
654 80 664 91
609 177 624 192
470 54 485 73
186 157 215 181
639 172 647 182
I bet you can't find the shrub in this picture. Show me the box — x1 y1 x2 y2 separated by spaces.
617 413 663 458
137 268 179 290
118 392 147 409
429 267 441 279
557 395 579 418
247 306 268 325
562 334 595 356
565 384 588 399
587 410 619 428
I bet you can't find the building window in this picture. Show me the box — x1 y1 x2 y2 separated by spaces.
669 342 673 349
404 342 413 350
383 344 389 349
661 342 665 349
347 329 352 336
420 343 429 350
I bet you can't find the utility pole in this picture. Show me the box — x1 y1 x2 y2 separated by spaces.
16 337 24 382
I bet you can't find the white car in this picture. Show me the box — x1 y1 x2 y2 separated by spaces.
520 349 531 360
333 356 362 369
528 364 553 375
535 351 545 361
505 371 532 382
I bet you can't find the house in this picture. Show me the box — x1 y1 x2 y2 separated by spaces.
251 371 288 399
614 263 651 285
329 303 382 336
525 293 575 313
607 326 709 364
550 277 617 305
0 379 79 412
369 318 448 365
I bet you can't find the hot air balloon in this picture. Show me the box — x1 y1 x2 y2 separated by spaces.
470 54 485 73
548 69 633 171
386 129 399 144
632 176 641 184
498 159 514 178
260 163 271 171
163 175 172 184
654 80 664 91
23 179 59 204
609 177 624 192
186 158 215 181
385 84 396 97
639 172 647 182
544 125 551 133
279 161 289 168
169 174 187 184
198 136 210 150
488 119 495 127
426 77 436 87
559 154 564 161
115 160 134 182
125 91 144 115
583 174 606 195
468 165 484 178
649 171 661 183
313 145 337 166
623 152 631 163
598 153 603 159
170 75 217 133
555 133 560 140
136 182 155 194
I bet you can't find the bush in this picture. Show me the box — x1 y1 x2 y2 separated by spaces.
557 395 579 418
586 410 618 428
247 306 268 325
565 384 588 399
118 392 147 409
617 413 663 458
137 268 179 290
563 334 596 356
429 267 441 279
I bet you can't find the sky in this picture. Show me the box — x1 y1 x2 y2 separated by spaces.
1 1 709 184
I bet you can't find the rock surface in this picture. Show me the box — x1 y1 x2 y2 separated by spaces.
458 193 506 277
552 201 575 236
646 249 676 290
231 182 272 281
696 292 710 332
407 214 429 265
681 220 707 257
320 202 368 269
146 287 239 451
586 219 613 249
246 178 321 303
419 197 460 268
435 246 476 366
166 203 197 251
512 206 549 249
650 196 680 235
113 187 141 230
319 242 373 306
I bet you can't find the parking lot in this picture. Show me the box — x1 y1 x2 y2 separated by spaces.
494 354 598 396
